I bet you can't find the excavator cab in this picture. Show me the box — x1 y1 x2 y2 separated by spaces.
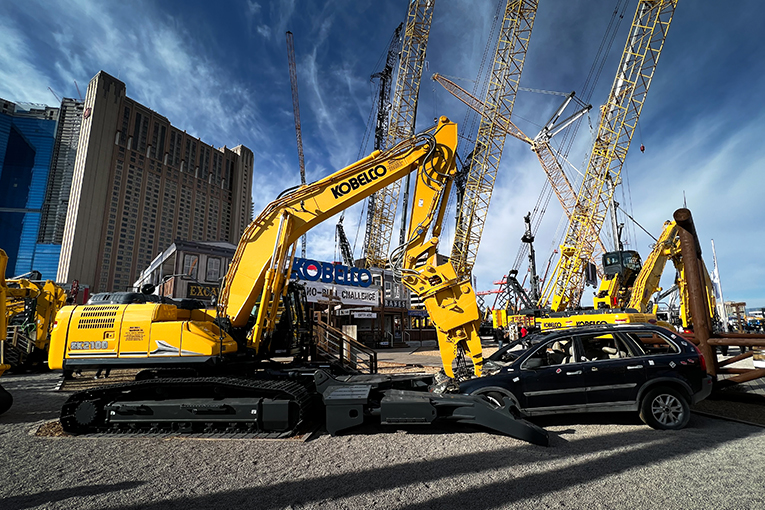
268 282 313 358
595 250 643 309
602 250 642 284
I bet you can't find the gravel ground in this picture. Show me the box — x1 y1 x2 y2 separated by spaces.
1 371 765 510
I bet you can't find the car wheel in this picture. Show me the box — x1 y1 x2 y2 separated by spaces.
639 386 690 430
477 391 522 419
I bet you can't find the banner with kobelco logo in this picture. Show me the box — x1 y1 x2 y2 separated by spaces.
291 258 379 306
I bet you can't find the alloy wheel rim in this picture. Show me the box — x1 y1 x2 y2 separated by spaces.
651 394 683 426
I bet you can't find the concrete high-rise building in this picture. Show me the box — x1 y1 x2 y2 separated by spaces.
58 71 253 292
39 98 84 245
0 98 60 278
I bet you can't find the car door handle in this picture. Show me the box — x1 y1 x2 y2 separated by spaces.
566 370 582 375
627 365 643 370
591 367 598 372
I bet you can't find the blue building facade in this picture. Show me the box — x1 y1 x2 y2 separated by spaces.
0 100 59 279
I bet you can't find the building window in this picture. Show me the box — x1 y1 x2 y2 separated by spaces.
183 254 199 280
384 281 391 298
206 257 221 282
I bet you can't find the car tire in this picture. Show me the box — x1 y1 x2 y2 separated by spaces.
477 391 522 419
639 386 690 430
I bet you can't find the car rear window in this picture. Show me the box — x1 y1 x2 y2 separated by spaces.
621 331 680 355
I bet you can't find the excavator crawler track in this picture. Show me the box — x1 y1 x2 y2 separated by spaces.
60 377 316 438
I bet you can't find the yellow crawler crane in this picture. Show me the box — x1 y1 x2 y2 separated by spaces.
448 0 538 278
540 0 679 312
48 119 548 445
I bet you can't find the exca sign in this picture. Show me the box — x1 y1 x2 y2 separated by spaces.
291 258 372 288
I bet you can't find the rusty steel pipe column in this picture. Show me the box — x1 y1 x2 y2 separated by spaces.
673 208 716 376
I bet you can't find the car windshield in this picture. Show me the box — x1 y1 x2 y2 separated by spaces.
489 333 547 362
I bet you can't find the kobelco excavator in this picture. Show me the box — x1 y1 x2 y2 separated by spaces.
48 118 548 445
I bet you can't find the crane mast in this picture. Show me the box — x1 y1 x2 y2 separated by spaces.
286 31 308 258
539 0 679 312
363 0 434 268
449 0 538 279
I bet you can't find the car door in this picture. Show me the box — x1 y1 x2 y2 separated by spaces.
576 332 646 409
519 337 587 413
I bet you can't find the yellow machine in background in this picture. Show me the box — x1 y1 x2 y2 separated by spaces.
1 250 10 381
1 248 67 414
591 220 717 330
495 219 717 336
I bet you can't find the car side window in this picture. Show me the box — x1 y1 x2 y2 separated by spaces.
521 338 574 369
621 331 680 355
577 333 632 362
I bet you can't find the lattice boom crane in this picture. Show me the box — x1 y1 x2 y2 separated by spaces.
539 0 679 311
449 0 538 279
363 0 435 268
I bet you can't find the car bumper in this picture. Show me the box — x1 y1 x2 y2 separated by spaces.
692 375 714 404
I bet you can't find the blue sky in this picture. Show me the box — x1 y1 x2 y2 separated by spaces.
1 0 763 308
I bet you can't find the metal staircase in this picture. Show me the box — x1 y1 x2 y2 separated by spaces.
313 319 378 374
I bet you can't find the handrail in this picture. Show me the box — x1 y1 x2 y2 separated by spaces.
313 319 377 374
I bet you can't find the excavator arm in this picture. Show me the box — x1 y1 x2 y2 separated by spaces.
627 221 680 312
219 118 477 375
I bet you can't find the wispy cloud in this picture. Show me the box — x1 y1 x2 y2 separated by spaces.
0 18 54 102
3 0 265 151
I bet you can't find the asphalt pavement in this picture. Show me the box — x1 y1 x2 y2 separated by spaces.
1 370 764 510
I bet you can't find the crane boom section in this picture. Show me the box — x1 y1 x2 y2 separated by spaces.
450 0 538 278
220 120 458 338
364 0 435 268
433 73 604 253
540 0 678 311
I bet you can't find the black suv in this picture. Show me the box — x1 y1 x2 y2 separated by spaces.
458 324 713 430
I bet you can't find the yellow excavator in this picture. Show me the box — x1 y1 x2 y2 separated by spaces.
1 249 68 414
47 118 548 444
606 220 717 330
0 250 11 413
